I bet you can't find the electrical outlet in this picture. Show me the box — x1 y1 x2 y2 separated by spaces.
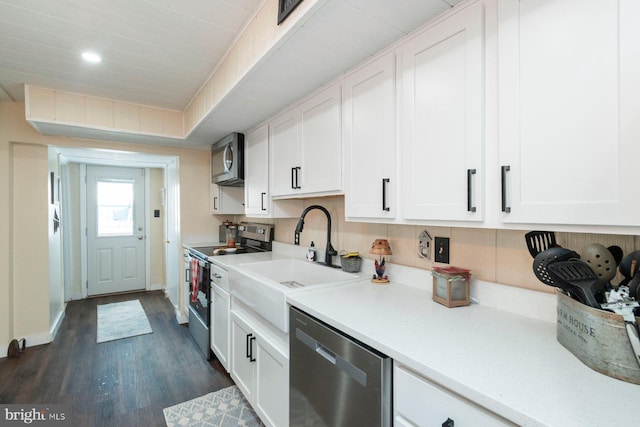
434 237 450 264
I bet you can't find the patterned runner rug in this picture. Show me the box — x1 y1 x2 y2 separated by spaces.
163 385 264 427
96 299 153 343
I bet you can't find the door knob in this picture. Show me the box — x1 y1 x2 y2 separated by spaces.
138 235 144 240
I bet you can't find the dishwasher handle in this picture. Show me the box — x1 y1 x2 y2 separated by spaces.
316 343 336 364
295 327 367 386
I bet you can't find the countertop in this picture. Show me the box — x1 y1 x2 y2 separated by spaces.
186 243 640 425
287 280 640 427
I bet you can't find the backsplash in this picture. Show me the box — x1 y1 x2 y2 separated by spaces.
244 196 640 294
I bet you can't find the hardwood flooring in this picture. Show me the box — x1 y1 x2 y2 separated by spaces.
0 291 234 426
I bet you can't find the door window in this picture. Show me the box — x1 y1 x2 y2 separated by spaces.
96 180 134 236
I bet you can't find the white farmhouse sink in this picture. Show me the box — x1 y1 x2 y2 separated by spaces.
230 259 360 332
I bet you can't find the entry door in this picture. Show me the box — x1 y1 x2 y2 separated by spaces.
87 165 146 296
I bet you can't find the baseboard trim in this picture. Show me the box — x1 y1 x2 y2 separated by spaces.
50 306 66 340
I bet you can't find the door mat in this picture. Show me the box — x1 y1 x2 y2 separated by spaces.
163 385 264 427
96 299 153 343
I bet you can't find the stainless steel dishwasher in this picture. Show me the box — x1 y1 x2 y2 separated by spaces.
289 306 392 427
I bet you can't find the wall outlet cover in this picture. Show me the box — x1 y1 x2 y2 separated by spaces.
435 237 450 264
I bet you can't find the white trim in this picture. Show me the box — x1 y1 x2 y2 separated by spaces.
145 168 151 291
49 306 66 340
80 164 88 299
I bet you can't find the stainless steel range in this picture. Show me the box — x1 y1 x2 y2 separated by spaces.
185 222 274 359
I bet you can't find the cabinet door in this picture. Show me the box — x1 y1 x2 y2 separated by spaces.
245 124 270 215
231 313 256 404
255 337 289 427
499 0 640 226
211 285 230 373
401 3 484 222
210 184 244 215
394 365 514 426
299 83 342 195
270 111 300 197
343 53 396 219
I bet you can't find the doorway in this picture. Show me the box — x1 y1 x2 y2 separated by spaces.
86 165 146 296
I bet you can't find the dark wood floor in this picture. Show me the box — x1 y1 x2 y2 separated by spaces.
0 291 233 426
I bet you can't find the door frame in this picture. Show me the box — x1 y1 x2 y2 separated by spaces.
56 147 180 311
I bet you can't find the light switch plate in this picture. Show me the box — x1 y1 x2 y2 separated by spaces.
435 237 450 264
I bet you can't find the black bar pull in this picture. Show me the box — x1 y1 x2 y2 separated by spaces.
249 336 256 362
294 166 301 189
291 167 296 190
501 165 511 213
246 333 253 359
467 169 476 212
382 178 390 211
213 196 218 211
261 192 266 211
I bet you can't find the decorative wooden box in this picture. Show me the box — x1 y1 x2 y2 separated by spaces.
432 267 471 308
556 291 640 384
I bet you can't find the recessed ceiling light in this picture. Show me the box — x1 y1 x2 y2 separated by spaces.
81 51 102 64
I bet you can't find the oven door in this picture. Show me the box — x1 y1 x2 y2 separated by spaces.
189 258 211 325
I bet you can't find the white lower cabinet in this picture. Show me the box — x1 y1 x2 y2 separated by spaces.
394 364 514 426
231 310 288 427
210 283 230 372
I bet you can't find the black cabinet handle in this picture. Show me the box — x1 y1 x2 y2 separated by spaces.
213 196 218 211
382 178 390 212
501 165 511 213
467 169 476 213
246 333 253 359
442 418 454 427
249 336 256 362
294 167 301 189
291 167 296 190
261 192 266 211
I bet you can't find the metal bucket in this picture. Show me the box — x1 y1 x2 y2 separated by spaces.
556 291 640 384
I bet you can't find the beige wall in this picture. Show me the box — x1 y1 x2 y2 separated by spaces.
268 196 640 293
0 101 224 355
149 167 165 287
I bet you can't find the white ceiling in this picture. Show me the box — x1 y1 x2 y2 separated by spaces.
0 0 461 147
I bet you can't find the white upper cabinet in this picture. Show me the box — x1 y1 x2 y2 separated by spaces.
245 124 271 215
270 83 342 198
343 52 397 220
400 2 485 222
498 0 640 227
210 184 244 215
244 124 302 218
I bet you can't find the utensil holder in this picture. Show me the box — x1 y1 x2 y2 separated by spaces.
340 255 362 273
556 291 640 384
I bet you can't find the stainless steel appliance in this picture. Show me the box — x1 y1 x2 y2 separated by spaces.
290 307 392 427
211 132 244 186
186 222 274 359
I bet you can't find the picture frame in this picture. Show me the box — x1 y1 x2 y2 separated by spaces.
278 0 304 25
50 171 60 204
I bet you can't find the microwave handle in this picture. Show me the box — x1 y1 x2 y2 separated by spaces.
223 144 233 172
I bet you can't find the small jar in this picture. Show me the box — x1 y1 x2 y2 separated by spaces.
226 226 237 247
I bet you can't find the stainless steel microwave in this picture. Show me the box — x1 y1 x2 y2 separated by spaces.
211 132 244 186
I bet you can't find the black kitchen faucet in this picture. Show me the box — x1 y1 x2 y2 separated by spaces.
294 205 338 267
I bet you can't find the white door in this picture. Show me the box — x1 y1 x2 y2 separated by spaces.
245 124 270 215
87 165 146 296
401 3 484 222
270 111 300 197
498 0 640 226
343 52 396 219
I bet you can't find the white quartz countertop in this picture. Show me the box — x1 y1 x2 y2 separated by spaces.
287 279 640 427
